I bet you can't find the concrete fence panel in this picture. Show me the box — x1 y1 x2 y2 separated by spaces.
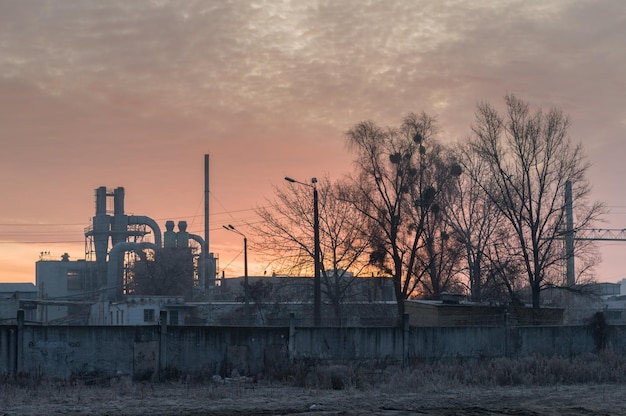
1 321 624 380
19 326 143 379
163 326 289 377
408 326 506 359
293 327 404 363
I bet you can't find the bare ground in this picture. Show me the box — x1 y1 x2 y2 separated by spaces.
2 381 626 415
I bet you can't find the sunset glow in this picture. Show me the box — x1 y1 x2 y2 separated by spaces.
1 0 625 283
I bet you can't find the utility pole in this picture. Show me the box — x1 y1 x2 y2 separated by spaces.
312 181 321 327
223 224 250 323
285 176 321 326
565 180 575 287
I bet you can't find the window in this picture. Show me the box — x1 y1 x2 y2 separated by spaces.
606 310 622 321
67 271 83 290
169 310 179 325
143 308 155 323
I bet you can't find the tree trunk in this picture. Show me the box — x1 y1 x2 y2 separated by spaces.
531 282 541 324
394 275 405 323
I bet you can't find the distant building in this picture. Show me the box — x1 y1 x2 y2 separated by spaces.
589 282 621 298
198 274 397 326
35 255 95 324
405 297 564 327
215 274 395 303
0 282 37 323
542 282 624 325
89 296 190 326
405 299 506 327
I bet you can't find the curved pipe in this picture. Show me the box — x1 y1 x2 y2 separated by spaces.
188 233 207 288
188 234 206 254
128 215 162 248
106 242 157 301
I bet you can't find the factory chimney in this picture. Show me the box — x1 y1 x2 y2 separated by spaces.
205 154 209 266
203 154 216 287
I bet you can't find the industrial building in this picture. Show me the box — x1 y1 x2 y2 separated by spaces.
28 185 397 326
0 282 36 324
34 186 216 325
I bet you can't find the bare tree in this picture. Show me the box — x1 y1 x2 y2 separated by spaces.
415 144 465 297
344 113 461 318
129 247 195 300
417 214 465 298
443 143 507 302
484 238 526 305
469 95 604 316
252 176 371 322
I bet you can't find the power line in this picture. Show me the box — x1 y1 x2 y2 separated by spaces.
0 223 86 226
0 206 269 228
0 240 85 244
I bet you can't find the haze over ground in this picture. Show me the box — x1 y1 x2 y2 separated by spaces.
1 1 625 284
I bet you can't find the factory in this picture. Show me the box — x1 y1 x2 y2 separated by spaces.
11 182 395 326
30 185 214 325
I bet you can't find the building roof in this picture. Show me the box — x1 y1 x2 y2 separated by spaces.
0 283 36 294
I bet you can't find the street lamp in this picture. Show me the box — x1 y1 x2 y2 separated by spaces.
284 176 321 326
223 224 249 322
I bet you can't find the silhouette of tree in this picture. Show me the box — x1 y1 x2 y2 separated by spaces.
253 176 371 322
344 112 461 319
129 247 195 300
468 95 604 317
443 142 509 302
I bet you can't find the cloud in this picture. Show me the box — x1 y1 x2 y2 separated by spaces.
1 0 625 281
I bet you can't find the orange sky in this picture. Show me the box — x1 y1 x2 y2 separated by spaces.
1 1 625 284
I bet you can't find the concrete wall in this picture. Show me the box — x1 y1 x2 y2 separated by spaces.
21 326 138 379
408 326 505 359
0 317 621 380
165 326 289 376
293 326 403 362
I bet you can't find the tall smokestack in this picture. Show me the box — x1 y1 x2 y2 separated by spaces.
203 154 215 287
204 154 209 259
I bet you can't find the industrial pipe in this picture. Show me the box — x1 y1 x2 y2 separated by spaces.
128 215 163 249
188 233 206 287
105 242 157 301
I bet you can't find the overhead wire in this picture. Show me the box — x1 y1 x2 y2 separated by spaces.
0 191 278 255
0 222 87 226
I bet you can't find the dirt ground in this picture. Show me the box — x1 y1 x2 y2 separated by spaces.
2 381 626 415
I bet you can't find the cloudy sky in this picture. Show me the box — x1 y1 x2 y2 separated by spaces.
1 0 625 284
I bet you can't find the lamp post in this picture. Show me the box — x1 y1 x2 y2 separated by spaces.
284 176 321 326
223 224 249 322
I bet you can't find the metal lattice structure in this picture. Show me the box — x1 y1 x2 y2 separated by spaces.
573 228 626 242
559 181 625 285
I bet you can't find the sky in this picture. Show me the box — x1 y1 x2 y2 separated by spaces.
1 0 625 285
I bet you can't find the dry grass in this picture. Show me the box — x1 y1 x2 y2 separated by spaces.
2 355 626 415
280 351 626 391
0 352 626 415
3 352 626 392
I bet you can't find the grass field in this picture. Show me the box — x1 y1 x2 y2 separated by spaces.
2 353 626 415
